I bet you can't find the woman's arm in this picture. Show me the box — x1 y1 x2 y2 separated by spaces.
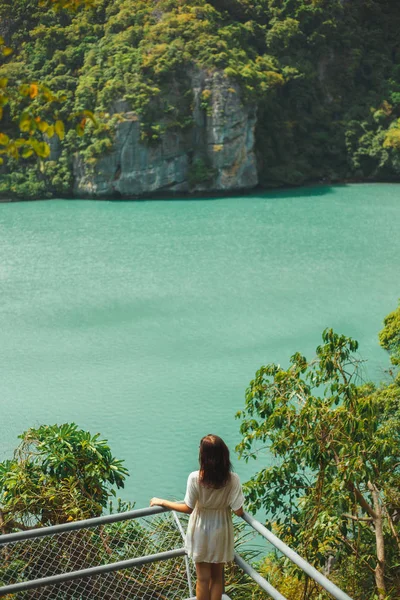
150 497 193 514
233 506 244 517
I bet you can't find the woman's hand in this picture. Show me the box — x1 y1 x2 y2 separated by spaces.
150 497 164 507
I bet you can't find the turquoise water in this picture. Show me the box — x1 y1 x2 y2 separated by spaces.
0 184 399 508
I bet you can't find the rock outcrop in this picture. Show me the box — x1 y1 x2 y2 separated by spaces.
73 71 258 198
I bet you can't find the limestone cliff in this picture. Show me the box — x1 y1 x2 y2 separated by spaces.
73 71 258 198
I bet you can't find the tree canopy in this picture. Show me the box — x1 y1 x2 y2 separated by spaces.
237 312 400 599
0 423 128 530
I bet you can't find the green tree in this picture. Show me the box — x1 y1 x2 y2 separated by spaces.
379 300 400 367
0 0 97 166
236 328 400 599
0 423 128 530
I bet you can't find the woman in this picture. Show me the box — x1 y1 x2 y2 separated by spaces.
150 434 245 600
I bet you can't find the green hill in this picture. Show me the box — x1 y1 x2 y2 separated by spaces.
1 0 400 199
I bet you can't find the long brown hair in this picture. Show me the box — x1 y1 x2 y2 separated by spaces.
199 434 232 488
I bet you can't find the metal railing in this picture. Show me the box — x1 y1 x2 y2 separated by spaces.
0 505 353 600
0 506 190 599
241 512 353 600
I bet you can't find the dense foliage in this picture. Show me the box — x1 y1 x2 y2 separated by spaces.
0 0 400 198
237 307 400 599
0 423 128 528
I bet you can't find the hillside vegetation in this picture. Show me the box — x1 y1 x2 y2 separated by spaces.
1 0 400 197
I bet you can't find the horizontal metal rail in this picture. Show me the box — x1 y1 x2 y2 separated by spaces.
0 505 168 545
242 511 353 600
234 552 287 600
0 548 185 597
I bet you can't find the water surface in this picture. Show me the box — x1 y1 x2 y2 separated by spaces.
0 184 399 507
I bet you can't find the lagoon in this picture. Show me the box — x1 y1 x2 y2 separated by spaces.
0 184 399 507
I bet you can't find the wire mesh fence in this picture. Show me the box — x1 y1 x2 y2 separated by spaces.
1 556 191 600
0 509 352 600
0 510 191 599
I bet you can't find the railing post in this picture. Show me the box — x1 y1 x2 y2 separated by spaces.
172 511 194 598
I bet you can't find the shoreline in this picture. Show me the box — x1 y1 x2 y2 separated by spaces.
0 178 399 203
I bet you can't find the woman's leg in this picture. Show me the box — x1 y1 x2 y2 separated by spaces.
210 563 224 600
195 562 211 600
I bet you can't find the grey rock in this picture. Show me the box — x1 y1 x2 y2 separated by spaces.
73 69 258 198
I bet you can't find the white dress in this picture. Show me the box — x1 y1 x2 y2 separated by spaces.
184 470 245 563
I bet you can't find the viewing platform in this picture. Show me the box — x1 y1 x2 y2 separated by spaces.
0 505 353 600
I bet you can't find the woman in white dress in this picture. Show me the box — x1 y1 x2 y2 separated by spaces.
150 434 245 600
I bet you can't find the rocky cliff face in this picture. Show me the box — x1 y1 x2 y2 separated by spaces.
73 71 258 198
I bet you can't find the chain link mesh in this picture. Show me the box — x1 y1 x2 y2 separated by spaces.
0 511 191 599
0 512 307 600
